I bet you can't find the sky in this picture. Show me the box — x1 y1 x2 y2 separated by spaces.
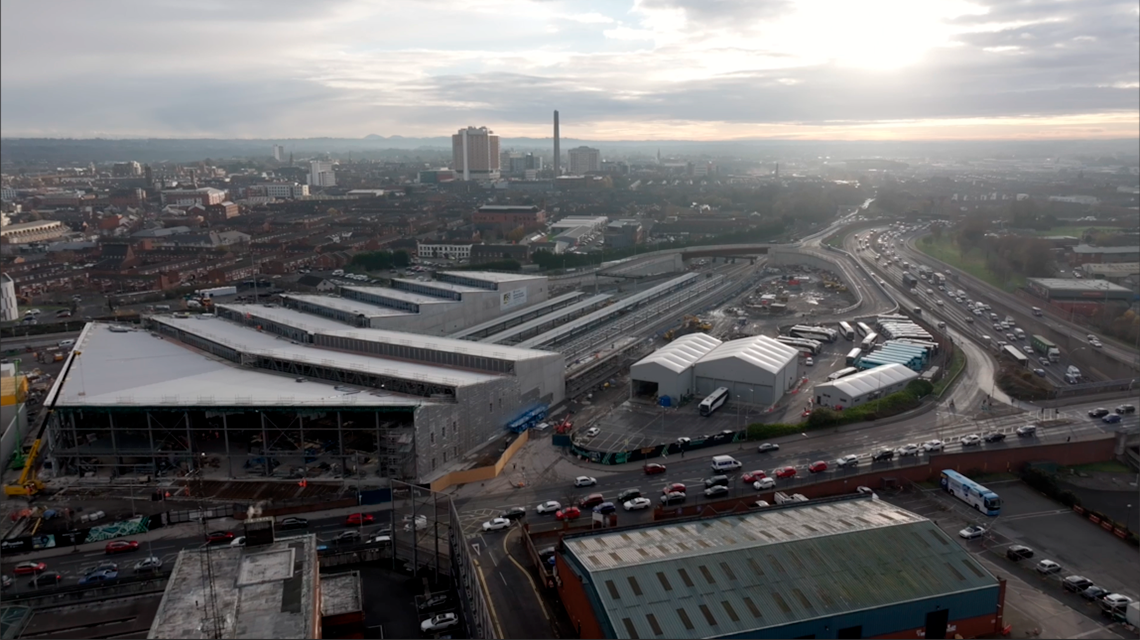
1 0 1137 141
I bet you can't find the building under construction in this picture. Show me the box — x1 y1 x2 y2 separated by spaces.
39 310 564 486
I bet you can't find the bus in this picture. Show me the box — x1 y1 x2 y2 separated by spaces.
855 321 873 337
845 347 862 366
699 387 730 417
891 338 941 356
789 325 838 343
860 332 879 351
940 469 1002 516
775 336 822 355
827 367 859 381
875 314 909 326
1001 344 1029 368
837 321 855 341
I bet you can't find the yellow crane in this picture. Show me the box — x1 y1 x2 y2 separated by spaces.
5 438 44 496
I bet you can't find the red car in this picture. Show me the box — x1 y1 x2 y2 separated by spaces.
742 470 767 483
662 483 686 495
578 494 605 509
555 506 581 521
344 513 374 526
205 531 235 544
774 466 797 479
643 463 667 475
105 540 139 555
14 561 46 575
808 461 828 474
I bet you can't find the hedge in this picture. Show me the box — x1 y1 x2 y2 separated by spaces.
746 379 934 438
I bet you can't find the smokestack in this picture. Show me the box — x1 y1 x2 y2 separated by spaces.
553 110 560 176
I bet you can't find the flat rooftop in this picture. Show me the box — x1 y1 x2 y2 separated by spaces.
319 572 363 618
448 291 587 339
219 303 365 333
56 324 423 407
391 278 485 293
1027 278 1132 293
279 293 415 317
437 270 543 283
482 294 613 344
149 536 318 639
153 316 499 387
340 285 455 304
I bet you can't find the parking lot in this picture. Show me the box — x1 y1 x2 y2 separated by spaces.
885 480 1138 639
581 399 757 453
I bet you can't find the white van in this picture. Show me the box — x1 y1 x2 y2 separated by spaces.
332 269 345 277
58 339 75 348
710 455 742 472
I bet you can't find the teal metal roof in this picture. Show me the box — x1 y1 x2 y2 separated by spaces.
562 498 998 639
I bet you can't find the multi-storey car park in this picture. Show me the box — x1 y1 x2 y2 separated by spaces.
40 305 564 485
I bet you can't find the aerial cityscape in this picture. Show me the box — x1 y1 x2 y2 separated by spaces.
0 1 1138 639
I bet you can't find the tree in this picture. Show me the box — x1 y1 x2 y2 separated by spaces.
392 250 411 268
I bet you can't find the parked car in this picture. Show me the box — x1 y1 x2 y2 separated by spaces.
1101 594 1134 612
808 460 828 473
660 491 687 505
13 562 46 576
896 444 920 457
775 466 797 479
624 497 652 511
344 513 374 526
1 575 10 590
536 501 562 515
958 525 986 540
872 449 895 462
1088 408 1110 418
105 540 139 555
1081 585 1111 601
753 477 776 490
984 432 1007 443
643 463 667 475
742 470 767 483
278 517 309 530
421 613 460 633
756 443 780 453
1036 560 1062 575
501 507 527 521
1062 576 1094 593
584 427 600 437
482 517 511 532
574 476 597 488
836 454 859 468
555 507 581 521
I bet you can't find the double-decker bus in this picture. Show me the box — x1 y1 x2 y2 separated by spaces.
856 321 874 337
941 469 1002 515
699 387 730 417
837 321 855 341
775 335 822 355
827 367 859 381
789 325 838 343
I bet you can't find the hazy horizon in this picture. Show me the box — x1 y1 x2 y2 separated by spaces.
2 0 1138 141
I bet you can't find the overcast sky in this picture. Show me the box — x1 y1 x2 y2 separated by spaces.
2 0 1137 140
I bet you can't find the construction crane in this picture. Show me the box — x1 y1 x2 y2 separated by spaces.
5 348 78 497
664 315 713 341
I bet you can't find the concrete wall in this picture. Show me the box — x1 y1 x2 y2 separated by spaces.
427 429 530 491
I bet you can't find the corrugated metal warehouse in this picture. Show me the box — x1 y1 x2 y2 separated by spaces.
692 335 799 405
554 496 1006 639
629 334 722 402
814 363 919 409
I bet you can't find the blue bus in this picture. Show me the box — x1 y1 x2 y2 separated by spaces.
941 469 1001 516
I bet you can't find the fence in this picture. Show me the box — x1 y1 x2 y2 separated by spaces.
428 429 530 492
569 431 742 465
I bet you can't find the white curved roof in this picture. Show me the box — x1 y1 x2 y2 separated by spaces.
821 363 917 397
696 335 798 374
632 333 722 374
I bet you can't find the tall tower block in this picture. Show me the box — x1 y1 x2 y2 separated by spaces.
553 110 561 176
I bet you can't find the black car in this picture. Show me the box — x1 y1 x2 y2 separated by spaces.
660 492 687 506
1006 545 1034 561
277 517 309 531
1117 404 1136 414
1088 408 1110 418
983 432 1007 443
1082 586 1111 601
871 449 894 462
617 489 641 503
704 475 730 488
501 507 527 522
29 573 63 589
704 485 729 498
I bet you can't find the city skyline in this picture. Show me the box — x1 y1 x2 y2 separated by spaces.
1 0 1137 141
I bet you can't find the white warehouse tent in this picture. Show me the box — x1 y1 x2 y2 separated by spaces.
629 333 722 402
813 363 918 409
692 335 799 406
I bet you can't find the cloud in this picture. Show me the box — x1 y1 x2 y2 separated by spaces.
1 0 1136 140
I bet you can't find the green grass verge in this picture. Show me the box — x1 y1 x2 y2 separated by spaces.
915 235 1024 291
746 380 934 439
933 347 966 397
1066 460 1134 473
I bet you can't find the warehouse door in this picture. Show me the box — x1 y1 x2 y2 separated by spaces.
924 609 949 639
